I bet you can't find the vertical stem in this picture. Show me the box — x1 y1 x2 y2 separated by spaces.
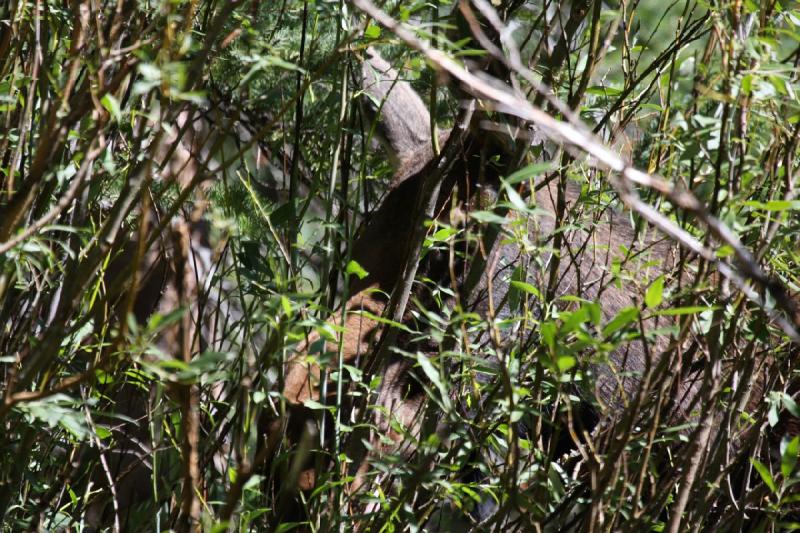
288 0 309 277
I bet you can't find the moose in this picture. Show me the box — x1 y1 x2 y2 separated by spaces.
281 45 687 488
66 30 796 533
276 41 798 528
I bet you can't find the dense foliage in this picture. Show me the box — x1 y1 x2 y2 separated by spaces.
1 0 800 531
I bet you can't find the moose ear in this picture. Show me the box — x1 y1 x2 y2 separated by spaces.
360 48 438 183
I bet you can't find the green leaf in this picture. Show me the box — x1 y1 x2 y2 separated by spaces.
60 416 89 440
94 369 113 385
210 522 231 533
253 391 266 404
276 523 308 533
351 310 412 332
741 74 754 95
585 301 602 325
782 436 800 480
586 85 623 96
147 307 186 332
281 295 292 316
540 321 557 351
603 307 639 337
784 395 800 418
751 458 777 493
346 260 369 280
744 200 800 211
645 276 664 309
428 227 458 242
94 426 112 440
264 56 301 72
101 94 122 122
270 201 296 227
138 63 161 81
470 210 507 225
416 352 448 401
504 162 555 185
716 245 734 258
510 280 542 299
503 183 527 211
365 23 381 39
769 403 780 427
556 355 576 373
508 266 525 311
303 399 330 411
780 494 800 505
654 306 718 317
769 75 789 96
